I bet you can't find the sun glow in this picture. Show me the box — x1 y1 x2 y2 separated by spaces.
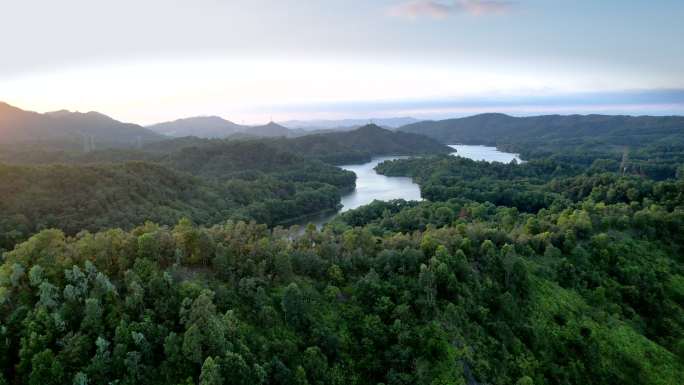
0 56 621 124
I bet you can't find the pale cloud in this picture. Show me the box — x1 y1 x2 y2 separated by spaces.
459 0 515 15
388 1 452 19
388 0 516 19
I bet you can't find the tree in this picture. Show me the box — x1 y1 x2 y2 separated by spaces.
29 349 64 385
282 283 307 330
199 357 222 385
302 346 328 385
81 298 104 335
181 291 228 363
220 352 251 385
72 372 88 385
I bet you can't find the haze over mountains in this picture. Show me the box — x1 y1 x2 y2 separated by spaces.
0 102 162 146
0 103 451 166
146 116 422 138
2 101 684 155
147 116 301 138
281 117 420 130
146 116 244 138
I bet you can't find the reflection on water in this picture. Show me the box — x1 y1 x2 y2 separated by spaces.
293 156 422 229
448 144 522 163
338 156 422 212
294 145 521 229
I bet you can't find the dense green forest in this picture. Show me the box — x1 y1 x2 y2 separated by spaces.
265 124 452 164
0 141 360 251
0 160 348 251
1 114 683 385
0 124 451 167
398 114 684 148
398 113 684 180
0 125 448 252
0 175 682 385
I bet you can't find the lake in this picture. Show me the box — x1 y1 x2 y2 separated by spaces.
295 145 521 228
448 144 522 163
338 156 422 212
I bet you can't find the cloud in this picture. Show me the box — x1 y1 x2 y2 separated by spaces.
459 0 515 15
388 0 516 19
388 1 452 19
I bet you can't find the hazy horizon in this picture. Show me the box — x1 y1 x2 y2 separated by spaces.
5 90 684 128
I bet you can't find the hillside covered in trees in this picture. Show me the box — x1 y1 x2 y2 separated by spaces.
0 124 450 166
0 158 350 251
0 168 682 385
266 124 452 164
0 124 449 251
399 114 684 179
399 113 684 147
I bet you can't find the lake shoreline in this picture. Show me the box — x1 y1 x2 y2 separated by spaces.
293 145 522 228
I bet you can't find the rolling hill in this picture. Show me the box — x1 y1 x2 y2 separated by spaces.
247 121 293 137
146 116 245 138
269 123 453 163
148 117 302 138
398 113 684 147
282 116 420 130
0 102 164 146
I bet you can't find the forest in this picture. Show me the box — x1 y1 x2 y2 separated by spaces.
399 114 684 180
0 119 683 385
0 126 448 252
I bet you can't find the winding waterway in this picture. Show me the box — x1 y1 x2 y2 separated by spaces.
296 145 522 228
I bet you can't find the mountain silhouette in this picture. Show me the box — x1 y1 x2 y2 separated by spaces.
0 102 163 147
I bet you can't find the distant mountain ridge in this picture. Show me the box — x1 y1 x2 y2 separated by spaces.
147 116 424 139
146 116 244 138
248 121 293 137
282 117 421 130
398 113 684 147
148 123 451 164
148 116 302 138
0 102 163 146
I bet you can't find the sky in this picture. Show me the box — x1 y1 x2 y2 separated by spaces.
1 0 683 124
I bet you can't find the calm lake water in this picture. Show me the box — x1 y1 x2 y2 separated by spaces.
448 144 522 163
338 156 422 212
294 145 521 228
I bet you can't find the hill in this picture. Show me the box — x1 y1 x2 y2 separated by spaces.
399 113 684 179
245 121 293 137
159 140 355 187
148 117 303 138
282 116 420 130
398 113 684 147
270 124 453 164
0 123 451 167
0 153 354 248
0 102 164 147
146 116 244 138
